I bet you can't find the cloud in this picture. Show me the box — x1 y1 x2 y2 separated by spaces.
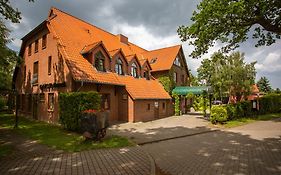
255 52 281 73
5 0 281 88
112 23 180 50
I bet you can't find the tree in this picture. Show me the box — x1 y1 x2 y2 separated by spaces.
197 51 256 103
178 0 281 58
0 0 23 90
257 76 272 93
0 0 34 90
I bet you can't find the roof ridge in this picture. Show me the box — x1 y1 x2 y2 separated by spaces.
147 44 181 52
51 7 147 52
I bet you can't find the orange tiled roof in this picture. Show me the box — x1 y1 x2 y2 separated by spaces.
251 84 259 94
44 7 172 99
142 45 181 72
117 76 170 99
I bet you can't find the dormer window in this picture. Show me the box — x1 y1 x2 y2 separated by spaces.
174 57 181 67
115 58 123 75
150 58 157 64
131 62 138 78
94 51 105 72
144 70 150 80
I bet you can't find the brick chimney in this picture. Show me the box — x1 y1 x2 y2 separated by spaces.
117 34 128 44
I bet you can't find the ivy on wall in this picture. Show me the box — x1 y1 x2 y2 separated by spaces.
172 93 180 116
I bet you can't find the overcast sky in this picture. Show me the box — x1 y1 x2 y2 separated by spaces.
6 0 281 88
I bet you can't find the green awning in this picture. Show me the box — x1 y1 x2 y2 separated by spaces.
172 86 211 95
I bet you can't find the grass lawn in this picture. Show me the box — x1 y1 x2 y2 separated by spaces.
222 113 281 128
0 113 134 152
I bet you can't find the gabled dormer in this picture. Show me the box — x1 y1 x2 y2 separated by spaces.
109 48 128 75
139 59 152 80
81 41 111 72
126 54 141 78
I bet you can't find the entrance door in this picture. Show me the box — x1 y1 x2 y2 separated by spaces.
154 101 159 119
32 94 38 120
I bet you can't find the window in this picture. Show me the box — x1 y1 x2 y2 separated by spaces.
147 103 150 111
42 34 47 49
131 62 138 78
48 56 52 75
33 61 39 84
173 57 181 67
150 58 157 64
39 93 45 103
23 66 26 82
35 39 39 53
143 70 150 80
101 94 110 110
173 72 177 83
115 58 123 75
181 75 185 84
28 44 32 56
48 93 54 110
162 102 165 109
94 51 105 72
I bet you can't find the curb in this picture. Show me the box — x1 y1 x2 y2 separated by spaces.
138 129 219 145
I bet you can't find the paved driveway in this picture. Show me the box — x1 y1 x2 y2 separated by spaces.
142 118 281 175
109 115 216 144
0 129 153 175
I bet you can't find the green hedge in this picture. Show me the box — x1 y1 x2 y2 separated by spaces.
258 93 281 114
210 105 228 124
223 93 281 120
59 91 101 131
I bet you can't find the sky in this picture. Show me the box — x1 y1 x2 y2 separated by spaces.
5 0 281 88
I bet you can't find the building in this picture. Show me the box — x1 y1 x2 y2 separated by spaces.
13 7 190 123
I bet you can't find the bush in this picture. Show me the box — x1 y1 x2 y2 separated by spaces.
210 105 228 124
224 93 281 121
59 91 101 131
0 96 5 111
172 93 180 116
259 93 281 114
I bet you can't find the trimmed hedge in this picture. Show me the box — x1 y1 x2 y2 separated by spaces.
259 93 281 114
59 91 101 131
222 93 281 120
210 105 228 124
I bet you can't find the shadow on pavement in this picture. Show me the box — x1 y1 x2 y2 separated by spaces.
141 128 281 175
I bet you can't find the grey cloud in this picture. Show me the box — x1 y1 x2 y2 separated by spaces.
112 0 198 36
5 0 281 88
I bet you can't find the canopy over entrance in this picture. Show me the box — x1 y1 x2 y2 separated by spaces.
172 86 212 95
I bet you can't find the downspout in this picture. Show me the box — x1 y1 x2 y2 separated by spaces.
77 81 84 92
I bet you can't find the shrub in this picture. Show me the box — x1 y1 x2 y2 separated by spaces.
59 91 101 131
225 104 236 120
0 96 5 111
210 105 228 124
172 93 180 116
259 93 281 114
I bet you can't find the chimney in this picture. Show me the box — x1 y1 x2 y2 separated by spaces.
117 34 128 44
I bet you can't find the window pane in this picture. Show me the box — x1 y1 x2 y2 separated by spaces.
48 93 54 110
35 39 38 53
42 34 47 49
101 94 110 110
94 51 105 72
48 56 52 75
